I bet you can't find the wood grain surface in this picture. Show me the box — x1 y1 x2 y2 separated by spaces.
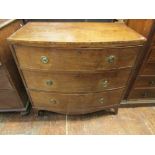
8 22 146 47
14 45 141 71
133 75 155 88
139 63 155 75
128 88 155 99
0 65 13 90
22 69 130 92
125 20 155 104
29 88 123 114
0 90 22 109
0 19 28 112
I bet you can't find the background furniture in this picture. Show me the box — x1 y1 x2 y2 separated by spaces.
122 19 155 106
0 19 29 114
8 22 145 115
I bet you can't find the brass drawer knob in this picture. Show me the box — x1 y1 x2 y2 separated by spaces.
0 62 2 66
148 80 155 86
101 79 108 88
40 56 49 64
99 98 105 104
46 80 53 86
50 99 57 104
106 55 116 63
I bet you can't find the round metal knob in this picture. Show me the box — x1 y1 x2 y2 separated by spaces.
107 55 116 64
50 99 57 104
99 98 105 104
148 80 155 86
101 79 108 88
0 62 2 66
40 56 49 64
46 80 53 86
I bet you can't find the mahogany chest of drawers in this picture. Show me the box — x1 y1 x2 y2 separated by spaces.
8 22 146 115
0 19 29 114
125 20 155 105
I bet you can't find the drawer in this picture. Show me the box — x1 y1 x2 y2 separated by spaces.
128 88 155 99
0 90 22 109
29 88 124 114
134 76 155 88
0 65 13 90
15 45 140 71
140 63 155 75
147 48 155 63
23 68 130 92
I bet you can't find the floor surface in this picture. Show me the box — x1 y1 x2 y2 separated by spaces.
0 107 155 135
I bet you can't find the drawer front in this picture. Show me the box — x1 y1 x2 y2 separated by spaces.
134 76 155 88
15 45 140 71
128 88 155 99
23 69 130 92
0 90 22 109
147 48 155 63
140 63 155 75
0 66 13 90
30 89 124 114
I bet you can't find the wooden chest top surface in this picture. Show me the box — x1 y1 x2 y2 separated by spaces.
8 22 146 47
